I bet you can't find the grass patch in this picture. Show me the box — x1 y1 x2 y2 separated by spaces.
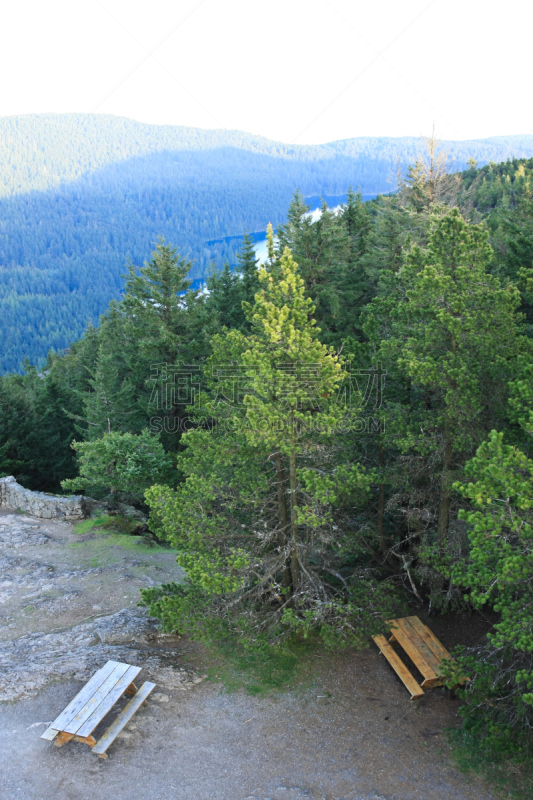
70 515 164 566
447 726 533 800
74 514 142 536
74 515 113 535
71 532 161 555
204 633 323 696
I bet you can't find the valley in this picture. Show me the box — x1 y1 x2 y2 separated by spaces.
2 114 533 371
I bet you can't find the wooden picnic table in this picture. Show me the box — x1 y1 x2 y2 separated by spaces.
41 660 156 758
372 615 464 700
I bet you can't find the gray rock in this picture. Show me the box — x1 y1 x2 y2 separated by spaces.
0 608 203 702
0 476 85 520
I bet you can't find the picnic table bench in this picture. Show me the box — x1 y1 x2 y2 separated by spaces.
372 615 465 700
41 660 156 758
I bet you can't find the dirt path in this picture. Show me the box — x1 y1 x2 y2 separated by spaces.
0 511 495 800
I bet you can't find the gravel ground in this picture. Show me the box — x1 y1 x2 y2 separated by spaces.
1 649 496 800
0 511 496 800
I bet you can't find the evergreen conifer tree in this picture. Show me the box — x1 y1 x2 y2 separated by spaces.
367 209 523 548
236 232 260 314
144 245 383 643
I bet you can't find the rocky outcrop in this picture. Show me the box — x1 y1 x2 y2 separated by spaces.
0 476 85 520
0 608 203 702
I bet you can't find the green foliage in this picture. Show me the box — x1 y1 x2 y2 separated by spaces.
145 246 396 645
74 514 142 537
121 238 197 363
456 434 533 651
365 209 523 579
448 720 533 800
141 579 322 693
140 582 198 632
451 431 533 711
204 233 260 332
63 240 209 458
61 429 173 498
509 357 533 437
276 190 372 347
0 359 82 490
432 428 533 777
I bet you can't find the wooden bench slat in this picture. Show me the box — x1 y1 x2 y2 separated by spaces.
396 618 446 685
63 662 134 735
387 619 441 680
373 635 424 700
91 681 156 756
47 660 122 733
407 617 469 685
40 727 59 741
405 616 452 661
74 665 142 738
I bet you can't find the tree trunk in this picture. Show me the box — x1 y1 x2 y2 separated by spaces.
438 333 457 543
377 429 386 555
274 452 292 592
437 435 453 543
288 445 300 591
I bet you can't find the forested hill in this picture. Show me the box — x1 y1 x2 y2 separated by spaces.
4 114 533 199
2 113 533 372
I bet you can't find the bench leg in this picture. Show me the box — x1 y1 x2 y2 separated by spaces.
73 735 96 748
421 677 443 689
54 732 96 749
54 732 74 748
125 682 149 705
91 680 156 758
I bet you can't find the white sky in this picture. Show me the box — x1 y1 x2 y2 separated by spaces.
1 0 531 144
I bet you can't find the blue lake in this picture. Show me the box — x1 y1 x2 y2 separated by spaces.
202 192 379 273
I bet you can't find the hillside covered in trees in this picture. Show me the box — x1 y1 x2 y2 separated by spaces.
2 142 533 786
2 114 533 372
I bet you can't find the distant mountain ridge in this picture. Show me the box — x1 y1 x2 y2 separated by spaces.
3 113 533 198
2 113 533 373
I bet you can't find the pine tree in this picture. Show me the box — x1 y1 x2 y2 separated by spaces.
367 209 523 547
205 234 260 332
236 232 260 314
144 245 384 644
76 306 139 439
121 238 197 364
205 261 242 330
0 364 80 490
492 195 533 328
450 430 533 746
343 188 371 261
276 190 310 254
276 192 355 347
401 126 460 212
240 245 347 591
